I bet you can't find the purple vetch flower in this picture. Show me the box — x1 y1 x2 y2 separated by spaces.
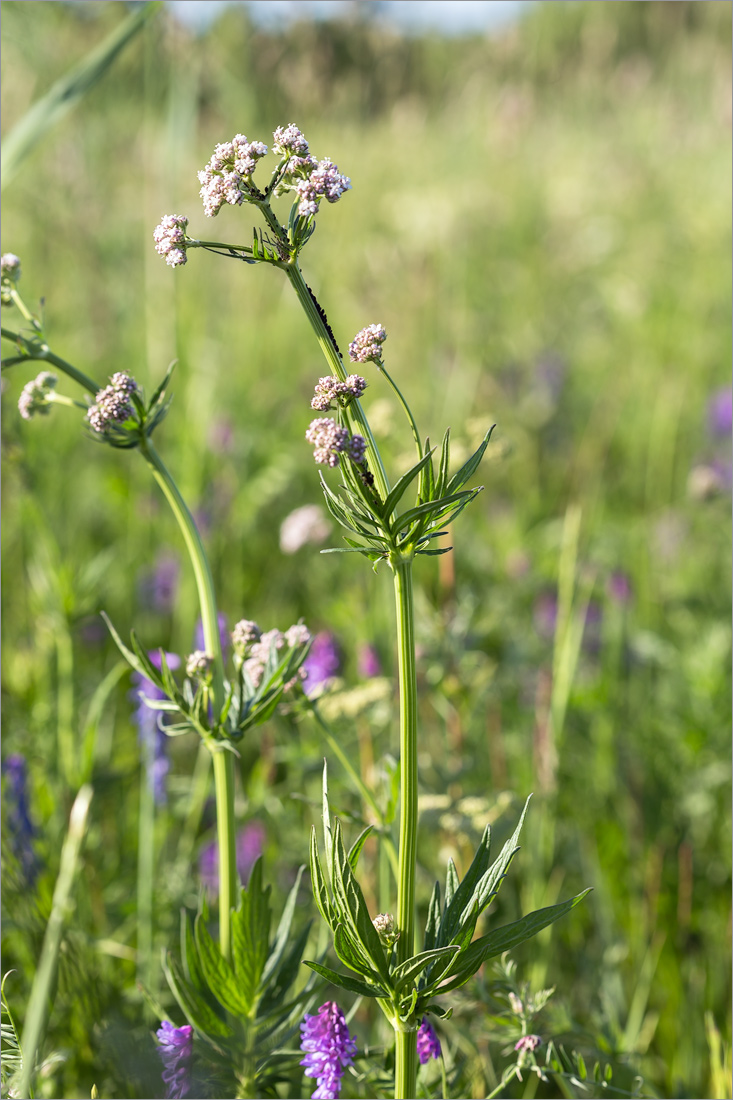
18 371 57 420
2 753 39 884
153 214 189 267
348 324 387 364
279 504 331 554
198 821 266 894
302 632 341 696
708 388 733 437
358 643 381 679
194 612 229 658
138 552 180 614
417 1017 442 1065
156 1021 193 1099
131 651 181 805
299 1001 357 1100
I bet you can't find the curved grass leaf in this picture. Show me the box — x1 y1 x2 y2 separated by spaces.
302 960 387 999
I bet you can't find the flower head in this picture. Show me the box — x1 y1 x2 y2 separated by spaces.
232 618 262 655
300 1001 357 1100
156 1021 193 1099
153 215 189 267
372 912 400 946
18 371 57 420
186 649 211 680
131 651 181 805
279 503 331 554
515 1034 542 1055
417 1017 442 1065
306 417 366 467
87 371 138 434
1 252 21 303
294 157 351 218
198 134 268 217
311 374 367 412
273 123 310 158
348 324 387 364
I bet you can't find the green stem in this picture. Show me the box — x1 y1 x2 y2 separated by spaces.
486 1066 520 1099
284 261 391 502
138 438 236 961
137 744 155 990
0 328 100 394
55 629 76 787
378 362 423 463
393 556 418 1100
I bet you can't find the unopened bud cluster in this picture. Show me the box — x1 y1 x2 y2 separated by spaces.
1 253 21 304
198 134 268 217
87 372 137 434
306 418 366 467
153 215 189 268
18 371 57 420
372 912 400 946
311 374 367 412
186 649 211 681
348 324 387 365
232 618 311 690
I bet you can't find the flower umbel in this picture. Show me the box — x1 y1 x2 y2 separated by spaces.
300 1001 357 1100
156 1021 193 1100
87 372 138 434
1 252 21 303
198 133 268 217
417 1017 442 1065
310 374 367 412
306 418 366 467
18 371 57 420
348 323 387 364
153 215 189 267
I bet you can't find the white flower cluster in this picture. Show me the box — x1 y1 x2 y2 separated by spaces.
232 618 311 690
153 215 189 267
87 372 137 434
348 324 387 364
310 374 367 412
198 134 268 217
18 371 57 420
305 418 366 467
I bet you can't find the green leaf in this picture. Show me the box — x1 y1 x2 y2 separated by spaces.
100 613 147 677
261 865 305 987
381 450 435 521
421 436 435 502
391 946 460 993
436 891 592 994
445 426 495 496
309 827 336 931
195 913 251 1017
181 909 208 997
439 825 491 944
436 428 451 498
230 860 271 1010
347 825 374 871
1 2 162 190
302 960 387 999
322 760 333 882
472 796 531 914
333 923 383 983
423 881 442 952
393 490 470 535
331 821 390 986
162 952 233 1042
79 660 128 782
444 859 459 910
259 922 312 1014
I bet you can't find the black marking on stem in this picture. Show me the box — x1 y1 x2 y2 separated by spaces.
304 281 342 359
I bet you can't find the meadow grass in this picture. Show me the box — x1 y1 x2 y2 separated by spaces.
1 2 730 1097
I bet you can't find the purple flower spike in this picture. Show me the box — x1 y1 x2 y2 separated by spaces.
2 753 39 884
300 1001 357 1100
302 632 341 696
156 1021 193 1099
708 388 733 437
417 1017 442 1065
131 651 181 806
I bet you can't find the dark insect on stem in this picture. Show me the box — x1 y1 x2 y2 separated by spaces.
304 281 342 359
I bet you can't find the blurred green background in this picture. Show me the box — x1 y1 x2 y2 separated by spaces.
1 2 730 1098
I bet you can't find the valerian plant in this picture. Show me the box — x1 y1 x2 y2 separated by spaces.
145 123 590 1100
2 123 592 1100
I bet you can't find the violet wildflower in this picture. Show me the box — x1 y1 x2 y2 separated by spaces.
87 371 137 434
1 252 21 303
131 651 181 805
2 753 39 884
156 1021 193 1100
18 371 57 420
302 631 340 696
358 643 381 679
153 215 189 268
198 134 268 217
708 388 732 437
306 417 366 467
199 821 266 894
299 1001 357 1100
194 612 229 657
279 503 331 554
348 323 387 365
417 1017 442 1065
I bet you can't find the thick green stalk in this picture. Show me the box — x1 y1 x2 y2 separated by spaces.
1 326 100 394
392 556 418 1100
284 262 391 502
139 438 236 961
